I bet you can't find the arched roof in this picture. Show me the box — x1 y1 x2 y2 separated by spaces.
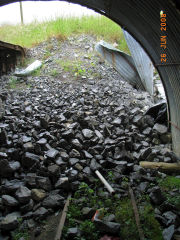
1 0 180 156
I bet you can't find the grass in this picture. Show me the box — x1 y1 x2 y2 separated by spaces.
59 59 87 78
157 176 180 209
62 182 163 240
0 15 129 53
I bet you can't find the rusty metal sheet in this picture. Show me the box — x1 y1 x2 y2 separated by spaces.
123 30 154 96
0 40 25 76
95 41 145 90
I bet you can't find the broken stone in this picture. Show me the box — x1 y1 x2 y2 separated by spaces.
31 189 46 202
82 207 96 219
36 177 52 191
42 194 64 208
2 195 19 207
0 159 15 177
162 225 175 240
33 207 48 221
94 219 120 234
46 148 59 159
82 129 94 139
149 186 166 205
153 123 168 135
22 152 40 168
0 212 20 230
15 186 31 204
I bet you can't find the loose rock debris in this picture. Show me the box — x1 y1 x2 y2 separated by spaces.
0 34 179 239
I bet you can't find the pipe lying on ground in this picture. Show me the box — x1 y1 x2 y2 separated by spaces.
95 170 115 195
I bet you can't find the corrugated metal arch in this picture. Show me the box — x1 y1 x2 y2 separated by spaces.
0 0 180 156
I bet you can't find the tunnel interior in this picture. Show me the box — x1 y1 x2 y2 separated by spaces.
0 0 180 156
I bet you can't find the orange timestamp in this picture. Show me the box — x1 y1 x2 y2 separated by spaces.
160 11 167 63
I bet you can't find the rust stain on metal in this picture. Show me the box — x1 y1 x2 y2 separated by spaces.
0 40 25 76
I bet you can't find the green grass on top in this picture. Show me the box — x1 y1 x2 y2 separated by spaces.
0 15 130 53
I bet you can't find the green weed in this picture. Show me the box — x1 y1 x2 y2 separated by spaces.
50 69 58 77
12 218 30 240
9 76 18 89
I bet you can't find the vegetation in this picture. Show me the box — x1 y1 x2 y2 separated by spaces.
12 218 29 240
62 181 163 240
0 15 129 53
157 176 180 209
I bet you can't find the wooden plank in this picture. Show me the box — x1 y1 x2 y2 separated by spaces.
129 186 145 240
140 161 180 172
54 193 72 240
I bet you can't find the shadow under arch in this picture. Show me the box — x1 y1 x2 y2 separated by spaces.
1 0 180 156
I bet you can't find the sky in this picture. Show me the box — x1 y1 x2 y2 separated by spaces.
0 1 99 25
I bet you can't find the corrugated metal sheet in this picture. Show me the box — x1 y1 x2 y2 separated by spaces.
95 41 145 90
123 30 154 96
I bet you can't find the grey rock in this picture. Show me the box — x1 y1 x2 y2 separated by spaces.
90 159 101 171
162 225 175 240
60 151 69 161
25 106 32 114
23 142 34 151
67 227 80 238
153 123 168 134
2 195 19 207
162 211 178 226
82 129 94 139
0 159 15 177
103 214 115 222
69 149 81 158
95 130 103 139
133 115 142 126
25 173 37 188
9 161 21 171
94 219 120 234
149 186 166 205
68 169 78 181
33 207 48 221
46 148 59 159
82 207 96 219
37 138 47 145
83 166 92 175
83 150 93 159
160 133 172 144
71 139 83 149
112 118 121 126
69 158 79 166
48 164 60 176
22 135 31 143
20 199 34 214
74 163 83 171
42 194 64 208
0 129 7 145
2 179 24 194
55 177 70 189
15 186 31 204
0 212 20 230
140 147 152 160
36 177 52 191
22 152 40 168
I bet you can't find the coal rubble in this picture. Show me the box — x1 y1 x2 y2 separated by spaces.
0 35 179 239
